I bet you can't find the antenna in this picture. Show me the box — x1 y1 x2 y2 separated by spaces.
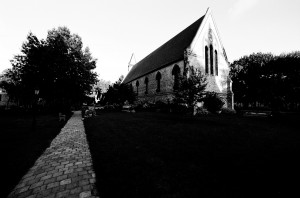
128 53 136 71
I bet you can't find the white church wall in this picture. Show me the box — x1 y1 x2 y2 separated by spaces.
189 10 231 94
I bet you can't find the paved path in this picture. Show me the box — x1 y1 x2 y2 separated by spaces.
8 111 99 198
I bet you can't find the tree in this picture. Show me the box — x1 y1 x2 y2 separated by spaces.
230 52 274 107
94 79 111 93
173 66 207 112
203 92 225 113
230 51 300 111
266 52 300 110
103 75 136 106
3 27 98 111
0 69 18 106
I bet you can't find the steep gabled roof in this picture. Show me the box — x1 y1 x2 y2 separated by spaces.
123 15 205 84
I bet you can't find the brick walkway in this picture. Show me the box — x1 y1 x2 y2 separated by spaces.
8 111 99 198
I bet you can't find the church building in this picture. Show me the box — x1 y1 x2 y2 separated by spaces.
123 8 234 109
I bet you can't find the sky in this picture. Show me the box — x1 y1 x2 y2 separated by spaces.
1 0 299 82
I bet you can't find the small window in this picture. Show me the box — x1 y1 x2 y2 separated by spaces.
210 45 214 75
156 72 161 92
205 46 209 74
172 65 180 90
144 77 149 94
136 80 139 95
215 50 218 76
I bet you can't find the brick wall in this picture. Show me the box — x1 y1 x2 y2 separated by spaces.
124 12 236 109
128 56 234 109
130 60 185 103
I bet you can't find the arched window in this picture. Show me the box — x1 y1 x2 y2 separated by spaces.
215 50 218 76
210 45 214 75
144 77 149 94
156 72 161 92
205 46 208 74
136 80 139 95
172 65 180 90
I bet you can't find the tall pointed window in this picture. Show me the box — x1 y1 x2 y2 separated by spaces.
215 50 218 76
156 72 161 92
136 80 139 96
172 65 180 90
210 44 214 75
144 77 149 94
205 46 208 74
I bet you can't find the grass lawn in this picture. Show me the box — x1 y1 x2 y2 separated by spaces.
84 112 300 198
0 111 70 197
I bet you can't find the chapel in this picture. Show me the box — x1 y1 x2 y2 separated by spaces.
123 8 234 109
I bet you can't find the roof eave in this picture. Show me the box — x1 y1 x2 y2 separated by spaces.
123 57 184 84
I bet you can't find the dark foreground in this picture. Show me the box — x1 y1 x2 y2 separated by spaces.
0 112 69 197
84 112 300 198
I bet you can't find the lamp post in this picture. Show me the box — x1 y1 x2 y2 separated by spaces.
32 88 40 133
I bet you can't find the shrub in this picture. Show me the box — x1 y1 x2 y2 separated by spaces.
84 109 96 117
81 105 88 116
170 103 190 114
203 92 225 113
100 103 122 112
221 107 236 115
155 100 169 112
134 100 155 112
195 107 209 115
142 101 155 110
113 103 123 110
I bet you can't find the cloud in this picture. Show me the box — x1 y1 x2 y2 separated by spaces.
228 0 259 18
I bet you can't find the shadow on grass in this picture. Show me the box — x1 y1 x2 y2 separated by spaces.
84 112 300 198
0 112 71 197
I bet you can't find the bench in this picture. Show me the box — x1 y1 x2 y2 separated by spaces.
59 112 66 121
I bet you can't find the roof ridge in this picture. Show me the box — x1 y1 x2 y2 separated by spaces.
136 15 205 65
145 15 204 58
123 15 205 84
